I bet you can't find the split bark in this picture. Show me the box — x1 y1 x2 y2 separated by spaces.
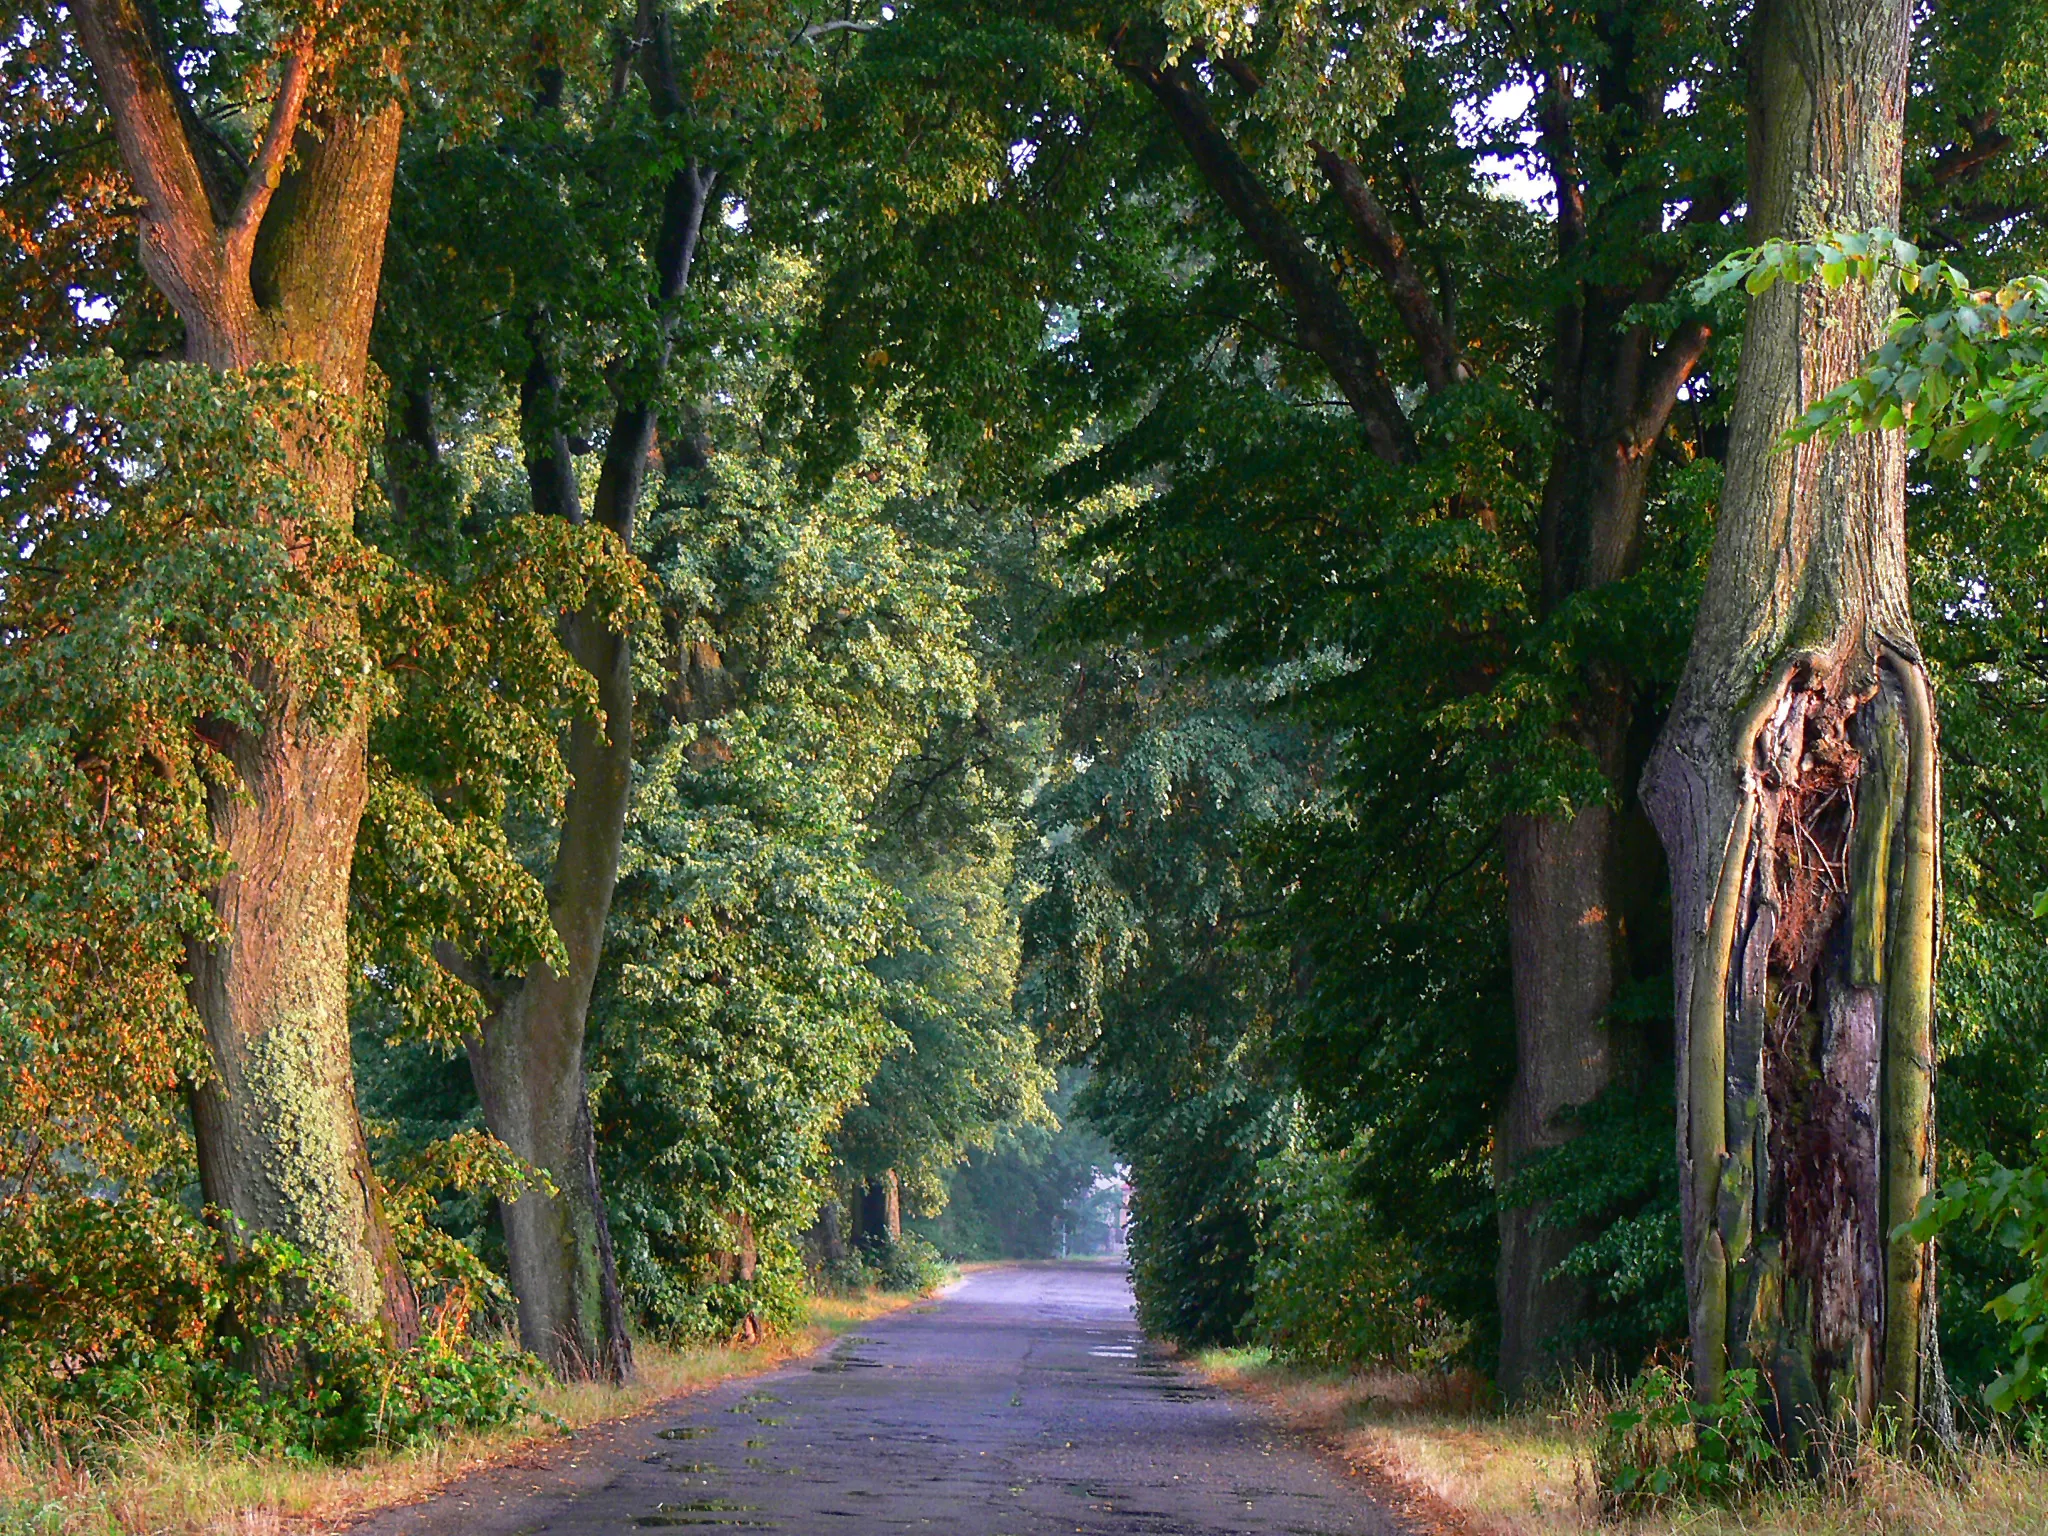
1642 0 1950 1453
73 0 416 1340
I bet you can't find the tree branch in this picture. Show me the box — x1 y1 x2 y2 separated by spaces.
1115 44 1413 464
69 0 223 308
433 940 510 1009
1313 145 1467 392
801 19 877 43
521 325 583 524
1626 319 1713 449
1929 110 2011 188
224 40 311 274
636 0 685 118
1537 69 1585 254
592 161 716 539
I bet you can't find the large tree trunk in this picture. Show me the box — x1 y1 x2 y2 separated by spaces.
74 1 416 1340
1495 801 1622 1391
1642 0 1948 1453
187 696 414 1337
1493 74 1711 1387
855 1173 902 1248
467 604 638 1382
1121 21 1712 1398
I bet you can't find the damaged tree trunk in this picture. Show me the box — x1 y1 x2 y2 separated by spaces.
1642 0 1948 1452
74 2 416 1340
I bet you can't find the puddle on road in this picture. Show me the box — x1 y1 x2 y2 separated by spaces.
635 1498 771 1529
657 1426 715 1441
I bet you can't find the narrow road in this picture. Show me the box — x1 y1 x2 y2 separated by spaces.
351 1261 1409 1535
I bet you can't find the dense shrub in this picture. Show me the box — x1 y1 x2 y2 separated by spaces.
1249 1140 1457 1370
1910 1155 2048 1414
820 1232 950 1296
1094 1072 1292 1349
0 1190 536 1461
629 1233 811 1346
870 1232 949 1294
1597 1363 1780 1509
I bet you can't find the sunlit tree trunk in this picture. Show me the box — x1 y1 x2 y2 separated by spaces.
73 1 416 1340
856 1173 902 1247
1643 0 1949 1453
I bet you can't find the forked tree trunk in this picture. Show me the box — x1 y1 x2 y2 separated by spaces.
461 44 715 1374
74 2 416 1339
1642 0 1948 1453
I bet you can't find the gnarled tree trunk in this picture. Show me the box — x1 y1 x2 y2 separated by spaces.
75 2 415 1339
1642 0 1948 1454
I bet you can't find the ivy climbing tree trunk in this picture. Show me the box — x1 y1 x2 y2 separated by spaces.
1642 0 1950 1452
71 2 416 1339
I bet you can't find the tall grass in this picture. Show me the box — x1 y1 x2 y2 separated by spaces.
1197 1347 2048 1536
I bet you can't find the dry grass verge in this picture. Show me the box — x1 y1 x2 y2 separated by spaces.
1195 1347 2048 1536
0 1291 918 1536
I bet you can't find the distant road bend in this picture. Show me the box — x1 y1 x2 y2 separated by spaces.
349 1261 1411 1535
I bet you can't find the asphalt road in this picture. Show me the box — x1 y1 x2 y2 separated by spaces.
349 1260 1409 1536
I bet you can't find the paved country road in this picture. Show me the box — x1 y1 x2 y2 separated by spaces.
348 1261 1410 1536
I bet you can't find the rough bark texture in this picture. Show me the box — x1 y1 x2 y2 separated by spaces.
1495 797 1622 1391
461 24 716 1380
1641 0 1948 1452
74 0 415 1338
